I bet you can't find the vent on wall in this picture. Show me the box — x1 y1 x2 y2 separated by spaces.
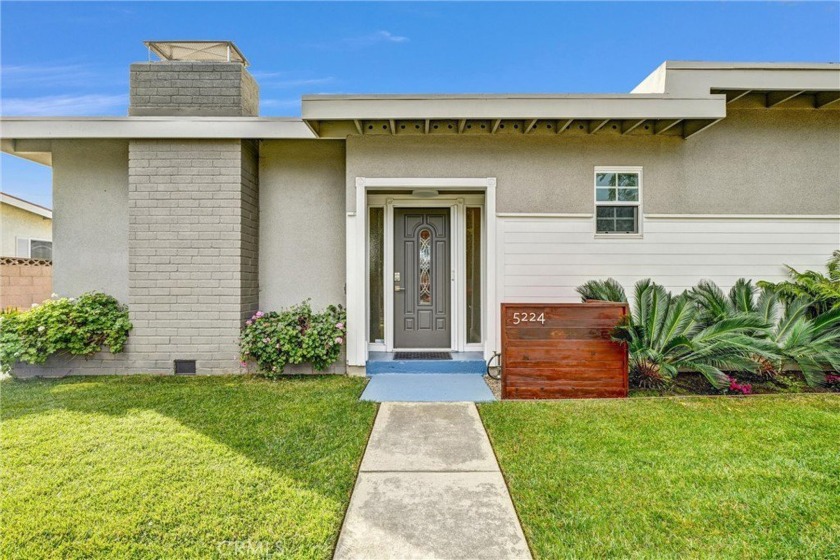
174 360 197 375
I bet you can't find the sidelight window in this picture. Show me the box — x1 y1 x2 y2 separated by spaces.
369 207 385 343
466 207 482 343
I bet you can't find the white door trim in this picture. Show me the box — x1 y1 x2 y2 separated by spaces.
347 177 497 367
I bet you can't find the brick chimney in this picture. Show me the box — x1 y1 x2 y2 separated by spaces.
129 41 258 116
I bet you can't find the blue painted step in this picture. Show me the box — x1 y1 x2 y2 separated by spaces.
366 352 486 375
361 374 496 402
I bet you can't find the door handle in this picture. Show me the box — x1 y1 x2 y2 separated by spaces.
394 285 404 292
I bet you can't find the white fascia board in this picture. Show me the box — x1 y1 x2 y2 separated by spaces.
634 61 840 96
0 192 52 218
0 117 316 140
664 61 840 71
301 94 726 121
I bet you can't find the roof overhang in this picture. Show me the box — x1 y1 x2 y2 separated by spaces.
0 117 316 165
0 192 52 218
633 61 840 103
301 94 727 139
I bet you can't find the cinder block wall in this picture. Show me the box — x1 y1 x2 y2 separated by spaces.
127 139 259 373
129 61 259 117
0 258 52 310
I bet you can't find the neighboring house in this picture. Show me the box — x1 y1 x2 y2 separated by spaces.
1 41 838 375
0 192 53 310
1 192 52 260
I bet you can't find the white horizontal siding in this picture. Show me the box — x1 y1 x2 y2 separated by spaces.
497 215 840 304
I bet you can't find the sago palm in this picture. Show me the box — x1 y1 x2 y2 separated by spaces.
770 299 840 386
690 279 840 386
576 278 627 303
613 280 776 389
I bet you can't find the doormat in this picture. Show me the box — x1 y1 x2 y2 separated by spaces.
394 352 453 360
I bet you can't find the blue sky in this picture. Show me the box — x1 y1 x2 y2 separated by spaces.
2 1 839 208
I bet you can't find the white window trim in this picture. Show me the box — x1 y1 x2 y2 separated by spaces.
15 237 53 259
593 166 643 238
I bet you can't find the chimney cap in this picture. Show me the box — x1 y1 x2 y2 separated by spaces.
144 41 248 66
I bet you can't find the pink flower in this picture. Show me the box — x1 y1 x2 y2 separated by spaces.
240 361 247 368
246 320 253 326
254 311 265 318
336 322 344 330
728 376 752 395
335 336 343 344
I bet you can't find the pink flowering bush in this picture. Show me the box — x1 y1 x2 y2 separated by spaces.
727 376 753 395
239 301 346 378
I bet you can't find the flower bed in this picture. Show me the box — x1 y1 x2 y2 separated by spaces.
0 293 131 375
239 301 346 377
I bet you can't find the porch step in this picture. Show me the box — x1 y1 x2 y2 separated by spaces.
366 352 486 375
360 374 496 402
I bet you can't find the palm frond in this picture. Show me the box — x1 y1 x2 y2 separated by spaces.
689 280 731 325
575 278 627 303
729 278 756 314
755 288 782 326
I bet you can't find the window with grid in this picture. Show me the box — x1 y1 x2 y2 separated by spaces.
595 168 641 234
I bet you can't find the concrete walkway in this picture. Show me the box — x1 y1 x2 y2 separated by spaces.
334 403 531 560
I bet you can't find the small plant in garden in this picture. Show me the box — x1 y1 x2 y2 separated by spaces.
0 292 132 373
576 278 627 303
239 301 346 377
727 376 753 395
758 251 840 316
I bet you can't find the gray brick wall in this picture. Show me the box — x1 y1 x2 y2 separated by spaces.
12 349 134 378
129 61 259 116
240 140 260 322
127 139 258 374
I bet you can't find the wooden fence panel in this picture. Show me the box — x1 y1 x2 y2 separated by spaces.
501 303 628 399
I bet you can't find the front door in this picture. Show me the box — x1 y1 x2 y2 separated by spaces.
393 208 451 348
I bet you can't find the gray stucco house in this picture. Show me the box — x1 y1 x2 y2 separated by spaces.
2 41 838 376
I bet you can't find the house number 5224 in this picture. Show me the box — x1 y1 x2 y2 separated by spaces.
511 312 545 325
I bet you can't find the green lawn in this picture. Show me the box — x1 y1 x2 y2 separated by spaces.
1 375 376 559
479 395 840 559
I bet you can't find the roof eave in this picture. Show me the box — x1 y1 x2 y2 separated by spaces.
0 117 317 141
301 95 726 122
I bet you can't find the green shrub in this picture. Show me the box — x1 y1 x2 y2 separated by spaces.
239 301 346 378
611 279 776 390
758 250 840 316
579 272 840 389
690 279 840 387
0 293 132 373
